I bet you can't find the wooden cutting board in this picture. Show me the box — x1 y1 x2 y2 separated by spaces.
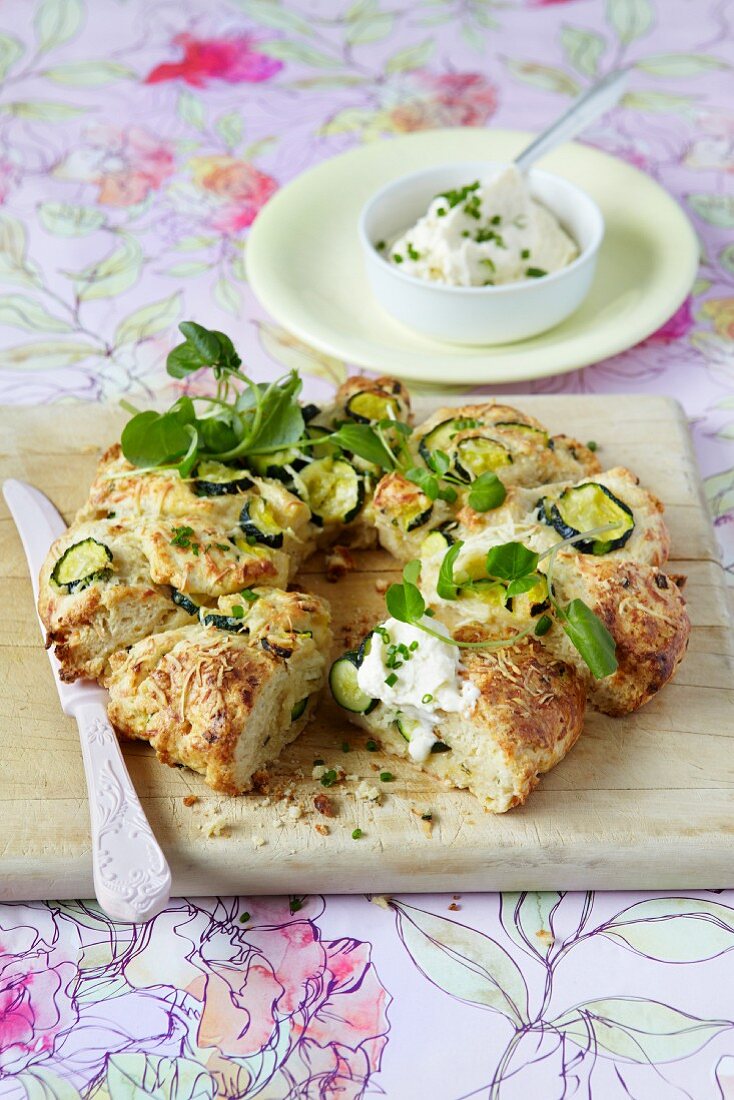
1 395 732 899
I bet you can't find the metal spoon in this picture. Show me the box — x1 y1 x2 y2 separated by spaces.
514 67 631 172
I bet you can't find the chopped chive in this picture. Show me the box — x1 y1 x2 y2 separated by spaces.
352 828 364 839
437 207 447 217
525 267 547 278
320 769 338 787
421 693 433 704
461 230 470 238
435 180 479 209
406 242 420 261
409 640 419 651
587 440 598 452
376 240 386 251
230 605 245 618
480 257 496 272
341 742 351 753
521 248 530 260
393 253 403 263
490 214 502 226
313 757 325 767
240 587 259 602
289 896 305 914
366 739 378 752
380 771 395 782
421 812 433 821
385 672 398 687
239 911 251 923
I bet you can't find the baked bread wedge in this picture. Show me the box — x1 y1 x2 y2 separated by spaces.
106 588 331 795
333 623 586 814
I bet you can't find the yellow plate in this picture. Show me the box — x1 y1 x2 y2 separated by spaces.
248 129 698 385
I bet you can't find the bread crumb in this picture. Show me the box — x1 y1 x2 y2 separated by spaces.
355 780 382 804
313 792 336 817
287 804 303 821
312 765 328 781
182 795 199 807
536 928 554 946
315 823 330 836
448 902 460 912
252 834 267 849
325 545 355 582
375 579 388 594
206 817 230 838
370 894 391 909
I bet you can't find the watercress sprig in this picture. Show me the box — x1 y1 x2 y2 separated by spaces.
386 561 536 651
392 526 619 678
119 322 508 522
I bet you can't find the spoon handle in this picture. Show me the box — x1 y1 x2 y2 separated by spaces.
514 67 631 173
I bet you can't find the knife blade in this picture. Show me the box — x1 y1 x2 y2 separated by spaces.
3 478 171 923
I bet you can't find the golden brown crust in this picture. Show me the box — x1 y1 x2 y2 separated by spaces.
548 553 691 715
106 590 331 795
360 635 587 813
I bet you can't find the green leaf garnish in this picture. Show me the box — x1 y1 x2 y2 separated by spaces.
558 598 617 679
467 471 507 512
386 578 425 624
485 542 539 581
436 541 463 600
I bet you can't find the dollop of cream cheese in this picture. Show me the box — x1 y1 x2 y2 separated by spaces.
356 617 480 763
388 164 577 287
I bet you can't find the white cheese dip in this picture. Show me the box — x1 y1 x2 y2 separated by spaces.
388 164 577 288
356 617 480 763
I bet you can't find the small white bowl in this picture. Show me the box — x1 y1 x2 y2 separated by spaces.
358 160 604 346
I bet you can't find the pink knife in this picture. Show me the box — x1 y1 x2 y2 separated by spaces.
3 479 171 922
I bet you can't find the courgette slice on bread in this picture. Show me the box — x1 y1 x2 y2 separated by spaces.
290 695 309 721
200 611 249 633
495 421 550 446
51 538 113 592
298 457 364 526
418 416 482 464
452 435 512 482
247 447 306 480
329 652 378 714
239 497 285 548
345 389 401 424
193 461 254 497
537 483 634 554
172 589 199 616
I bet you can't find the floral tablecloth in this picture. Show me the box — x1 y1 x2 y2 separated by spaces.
1 1 733 1097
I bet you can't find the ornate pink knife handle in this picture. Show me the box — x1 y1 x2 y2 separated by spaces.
74 700 171 922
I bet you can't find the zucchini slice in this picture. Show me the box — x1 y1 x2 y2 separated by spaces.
172 589 199 616
404 493 433 532
395 714 421 742
200 611 249 633
495 421 549 446
452 435 512 482
239 498 285 549
395 716 451 754
291 696 309 721
299 457 364 526
51 538 112 592
345 389 400 424
329 653 378 714
420 529 453 558
247 447 306 480
418 417 482 464
193 461 254 497
261 635 293 659
538 483 635 555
